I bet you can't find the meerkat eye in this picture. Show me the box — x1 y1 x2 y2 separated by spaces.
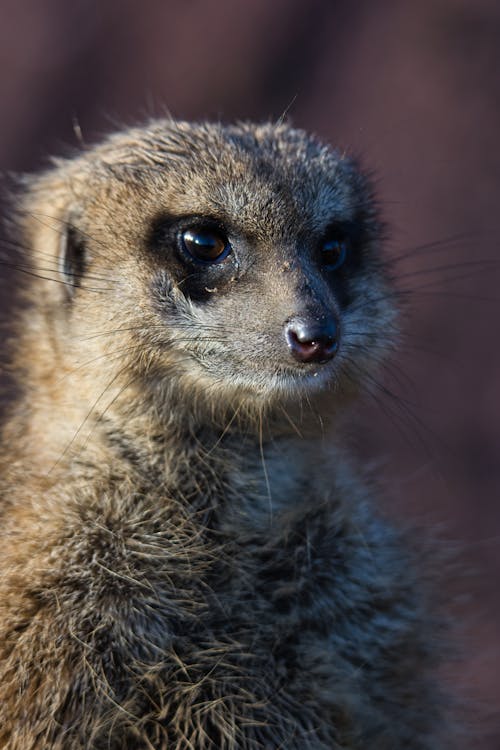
320 235 349 271
180 227 232 264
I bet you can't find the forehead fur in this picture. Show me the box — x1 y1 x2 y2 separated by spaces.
38 120 373 243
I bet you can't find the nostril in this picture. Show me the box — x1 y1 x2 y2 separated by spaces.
285 317 339 364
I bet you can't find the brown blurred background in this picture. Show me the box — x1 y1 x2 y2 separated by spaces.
0 0 499 743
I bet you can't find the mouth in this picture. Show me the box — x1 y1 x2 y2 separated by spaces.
220 357 339 399
172 337 340 399
273 361 337 390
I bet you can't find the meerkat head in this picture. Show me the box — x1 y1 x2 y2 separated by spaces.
18 120 396 415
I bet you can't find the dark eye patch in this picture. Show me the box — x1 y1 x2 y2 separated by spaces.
320 218 367 269
320 236 349 272
319 217 371 308
147 214 239 302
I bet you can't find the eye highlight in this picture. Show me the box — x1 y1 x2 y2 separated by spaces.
320 236 349 271
180 227 231 264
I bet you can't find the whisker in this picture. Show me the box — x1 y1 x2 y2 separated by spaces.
278 405 303 438
56 344 146 383
77 373 141 460
48 361 135 473
206 403 243 456
0 257 115 287
386 232 476 265
25 211 113 258
393 258 499 282
348 358 450 461
0 239 116 284
347 363 426 455
0 260 112 293
259 409 273 524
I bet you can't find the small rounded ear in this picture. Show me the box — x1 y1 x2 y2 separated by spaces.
58 223 87 298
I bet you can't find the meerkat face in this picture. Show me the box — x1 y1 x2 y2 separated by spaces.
28 121 396 405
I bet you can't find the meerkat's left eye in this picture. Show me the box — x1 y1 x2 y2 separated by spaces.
180 227 232 264
320 236 349 271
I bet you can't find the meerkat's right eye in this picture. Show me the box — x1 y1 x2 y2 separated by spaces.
180 227 232 264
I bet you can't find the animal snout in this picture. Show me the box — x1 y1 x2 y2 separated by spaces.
284 315 339 364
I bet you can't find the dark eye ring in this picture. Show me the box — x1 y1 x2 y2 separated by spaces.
180 227 232 264
320 236 349 271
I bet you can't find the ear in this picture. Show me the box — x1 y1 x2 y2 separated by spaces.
18 173 89 303
58 222 87 298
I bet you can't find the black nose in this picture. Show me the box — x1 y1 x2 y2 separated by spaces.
284 316 339 364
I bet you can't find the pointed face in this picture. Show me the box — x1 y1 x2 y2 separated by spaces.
28 121 396 406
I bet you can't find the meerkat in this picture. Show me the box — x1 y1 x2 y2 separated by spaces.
0 120 451 749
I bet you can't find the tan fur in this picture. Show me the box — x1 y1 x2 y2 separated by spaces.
0 120 450 748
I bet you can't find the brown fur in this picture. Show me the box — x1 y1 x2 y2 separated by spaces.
0 120 450 748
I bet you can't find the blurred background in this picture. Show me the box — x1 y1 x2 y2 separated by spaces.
0 0 499 743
